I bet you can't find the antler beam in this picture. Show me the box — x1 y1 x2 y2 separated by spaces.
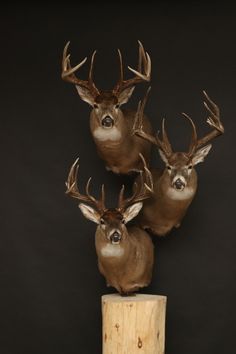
66 158 105 213
61 42 100 97
118 153 154 211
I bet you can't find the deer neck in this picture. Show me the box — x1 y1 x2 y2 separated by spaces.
90 110 129 147
158 169 197 202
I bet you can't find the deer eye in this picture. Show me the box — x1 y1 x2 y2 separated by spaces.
167 165 171 170
94 104 98 109
115 104 120 109
100 218 105 225
188 165 193 170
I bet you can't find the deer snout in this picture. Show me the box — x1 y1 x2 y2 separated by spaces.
110 230 121 244
102 115 114 128
173 177 186 190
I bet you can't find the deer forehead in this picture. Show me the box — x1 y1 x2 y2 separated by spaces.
95 92 118 105
168 152 190 167
102 209 123 223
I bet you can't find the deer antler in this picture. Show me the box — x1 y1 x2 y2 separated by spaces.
61 41 100 97
113 41 151 95
133 87 173 156
182 91 224 156
65 158 105 213
118 153 154 211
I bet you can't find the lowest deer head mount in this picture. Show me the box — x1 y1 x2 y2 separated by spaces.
61 41 153 175
65 155 154 295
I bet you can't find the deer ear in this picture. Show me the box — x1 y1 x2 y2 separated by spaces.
118 86 135 105
192 144 212 166
78 203 100 224
123 202 143 224
158 149 169 165
76 85 95 106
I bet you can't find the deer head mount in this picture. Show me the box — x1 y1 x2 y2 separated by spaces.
62 41 153 175
65 155 154 295
132 89 224 236
133 89 224 191
62 41 151 129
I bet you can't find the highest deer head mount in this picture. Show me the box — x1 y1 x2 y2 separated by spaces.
61 40 153 175
61 40 151 128
65 155 154 295
133 90 224 236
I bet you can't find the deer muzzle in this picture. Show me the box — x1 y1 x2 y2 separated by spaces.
173 177 186 190
102 115 114 128
110 230 122 244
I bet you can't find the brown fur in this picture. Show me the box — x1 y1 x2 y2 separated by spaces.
95 225 154 294
136 167 198 236
90 108 153 174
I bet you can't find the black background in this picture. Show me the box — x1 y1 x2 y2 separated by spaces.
1 2 236 354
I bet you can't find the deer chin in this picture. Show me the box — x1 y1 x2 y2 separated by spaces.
101 244 124 258
93 126 122 142
166 186 195 201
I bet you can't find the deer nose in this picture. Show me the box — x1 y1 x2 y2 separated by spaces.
174 178 185 190
110 231 121 244
102 116 114 128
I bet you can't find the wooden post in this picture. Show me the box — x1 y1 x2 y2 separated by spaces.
102 294 167 354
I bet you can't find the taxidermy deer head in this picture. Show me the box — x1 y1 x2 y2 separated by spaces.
65 154 154 295
133 90 224 236
61 41 153 174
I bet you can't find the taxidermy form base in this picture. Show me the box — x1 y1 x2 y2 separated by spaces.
102 294 167 354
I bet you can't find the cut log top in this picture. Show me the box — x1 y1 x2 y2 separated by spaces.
102 293 167 303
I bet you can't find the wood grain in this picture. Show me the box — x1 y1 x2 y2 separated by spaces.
102 294 167 354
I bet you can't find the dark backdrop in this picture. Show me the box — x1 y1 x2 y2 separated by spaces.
1 2 236 354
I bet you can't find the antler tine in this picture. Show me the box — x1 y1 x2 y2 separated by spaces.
117 49 124 85
127 40 151 82
181 112 198 155
139 153 154 192
137 40 152 78
88 50 97 84
133 87 158 146
138 41 143 73
65 158 80 196
203 90 224 134
65 158 106 212
181 91 224 155
118 185 125 210
160 118 173 155
85 177 106 213
61 41 100 97
113 41 151 95
118 155 154 211
101 184 106 212
62 42 87 81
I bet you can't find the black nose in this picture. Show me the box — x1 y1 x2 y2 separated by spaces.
174 178 185 190
110 231 121 243
102 116 114 128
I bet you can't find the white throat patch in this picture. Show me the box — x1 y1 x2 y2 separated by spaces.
93 127 121 142
100 244 124 258
166 187 195 201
